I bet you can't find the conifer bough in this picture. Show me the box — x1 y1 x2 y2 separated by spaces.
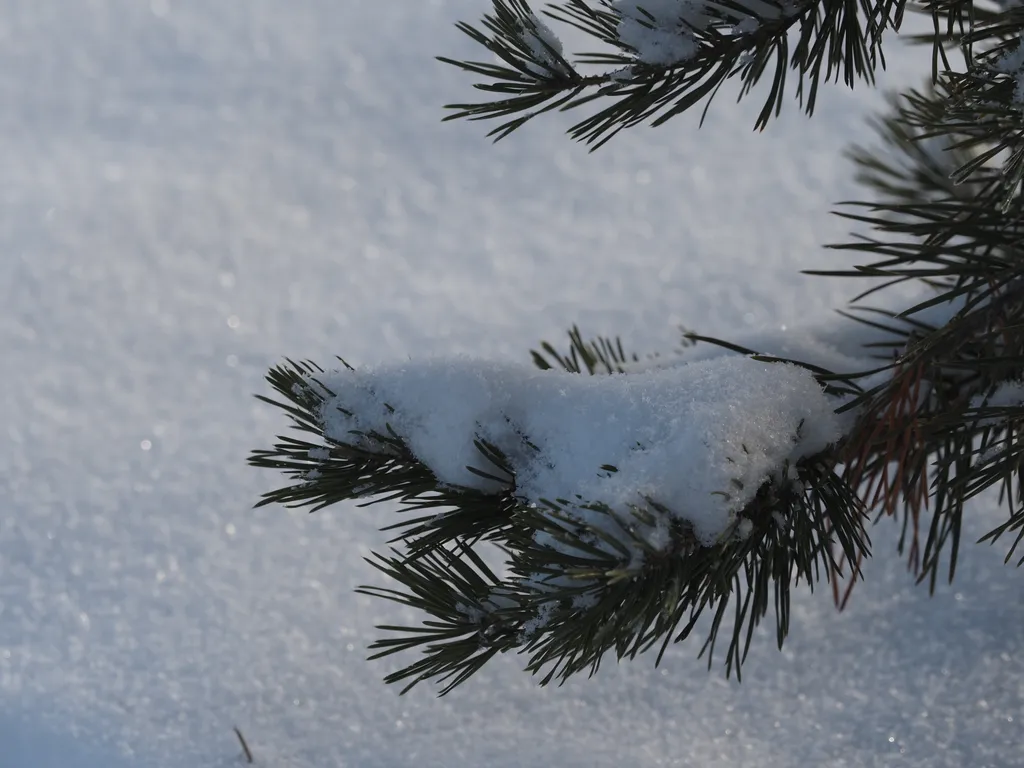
251 0 1024 694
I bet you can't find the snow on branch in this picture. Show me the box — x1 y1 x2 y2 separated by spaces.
305 355 844 548
519 11 575 77
613 0 704 67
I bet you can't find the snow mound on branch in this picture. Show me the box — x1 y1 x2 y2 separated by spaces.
311 356 843 545
614 0 703 66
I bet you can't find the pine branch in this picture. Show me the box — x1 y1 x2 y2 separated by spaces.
507 461 868 684
249 0 1024 699
438 0 904 146
530 324 641 373
358 545 518 695
529 324 693 373
249 360 520 552
250 349 868 693
810 40 1024 587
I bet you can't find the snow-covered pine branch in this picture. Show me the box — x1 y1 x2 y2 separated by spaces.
252 343 874 691
251 0 1024 698
438 0 901 144
252 262 1024 692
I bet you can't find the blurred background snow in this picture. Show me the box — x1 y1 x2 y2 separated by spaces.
0 2 1020 766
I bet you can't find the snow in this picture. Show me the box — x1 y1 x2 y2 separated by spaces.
992 39 1024 105
520 12 571 77
733 16 761 35
2 1 1022 767
995 42 1024 74
971 380 1024 432
978 380 1024 409
313 356 842 546
614 0 701 66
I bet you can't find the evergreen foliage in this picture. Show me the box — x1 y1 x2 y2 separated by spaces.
251 0 1024 693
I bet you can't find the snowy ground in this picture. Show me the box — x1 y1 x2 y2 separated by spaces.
1 2 1021 766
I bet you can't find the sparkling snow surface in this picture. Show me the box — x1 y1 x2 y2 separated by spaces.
1 2 1021 767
